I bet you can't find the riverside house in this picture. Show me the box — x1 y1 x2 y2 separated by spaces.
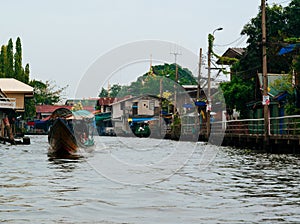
0 78 33 113
111 95 160 135
0 78 34 136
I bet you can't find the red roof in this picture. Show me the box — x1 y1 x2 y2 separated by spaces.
82 106 95 112
97 97 116 106
36 105 95 114
36 105 72 114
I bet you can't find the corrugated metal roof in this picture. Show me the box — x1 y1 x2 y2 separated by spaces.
36 105 72 113
216 48 245 65
36 105 95 113
258 73 288 96
0 78 33 93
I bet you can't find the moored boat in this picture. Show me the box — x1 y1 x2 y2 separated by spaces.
132 121 151 137
48 108 95 156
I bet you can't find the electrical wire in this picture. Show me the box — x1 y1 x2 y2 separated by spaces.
272 0 291 5
214 35 245 47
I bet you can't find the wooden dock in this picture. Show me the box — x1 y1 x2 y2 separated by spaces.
0 136 31 145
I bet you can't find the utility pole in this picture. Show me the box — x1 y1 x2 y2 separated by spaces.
197 48 203 100
261 0 269 145
170 48 181 115
207 37 212 139
196 48 203 136
159 77 163 137
207 28 223 139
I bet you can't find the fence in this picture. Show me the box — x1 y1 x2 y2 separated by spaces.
212 115 300 138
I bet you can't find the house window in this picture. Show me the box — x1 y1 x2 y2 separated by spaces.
149 101 154 110
132 102 138 115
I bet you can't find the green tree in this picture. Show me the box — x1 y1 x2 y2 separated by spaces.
237 3 289 81
0 37 30 82
111 63 197 97
24 98 36 119
30 79 68 105
6 39 14 78
99 87 108 97
0 45 7 77
14 37 24 82
151 63 197 85
98 84 122 97
110 84 122 97
221 0 300 116
284 0 300 37
238 0 300 79
24 64 30 84
25 79 68 118
220 76 253 118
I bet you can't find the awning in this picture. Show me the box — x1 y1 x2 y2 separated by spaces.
278 44 300 55
195 101 206 107
95 112 111 121
128 117 155 123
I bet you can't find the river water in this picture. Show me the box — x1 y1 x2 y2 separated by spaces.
1 135 300 223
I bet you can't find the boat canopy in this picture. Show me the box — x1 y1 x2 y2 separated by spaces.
50 108 94 120
50 108 73 119
72 110 94 120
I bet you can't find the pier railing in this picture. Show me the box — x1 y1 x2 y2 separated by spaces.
212 115 300 138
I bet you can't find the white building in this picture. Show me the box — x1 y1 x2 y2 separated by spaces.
111 95 160 134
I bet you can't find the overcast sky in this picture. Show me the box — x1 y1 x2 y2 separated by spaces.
0 0 290 99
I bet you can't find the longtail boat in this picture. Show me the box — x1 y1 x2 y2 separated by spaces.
48 108 95 156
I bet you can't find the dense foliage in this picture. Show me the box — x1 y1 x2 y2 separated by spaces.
30 80 68 105
0 37 30 83
99 84 122 97
221 0 300 117
99 63 197 98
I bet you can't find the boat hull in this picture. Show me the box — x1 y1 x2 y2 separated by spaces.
48 118 78 156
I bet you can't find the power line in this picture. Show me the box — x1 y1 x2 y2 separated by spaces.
273 0 291 4
214 35 245 47
235 36 248 47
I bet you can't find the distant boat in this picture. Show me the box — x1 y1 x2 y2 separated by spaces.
48 108 95 156
134 123 151 137
130 121 151 138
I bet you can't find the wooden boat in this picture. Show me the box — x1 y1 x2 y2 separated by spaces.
48 108 95 156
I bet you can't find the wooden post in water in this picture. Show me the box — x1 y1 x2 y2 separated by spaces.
197 48 202 100
261 0 270 147
160 77 163 137
170 50 181 115
196 48 203 137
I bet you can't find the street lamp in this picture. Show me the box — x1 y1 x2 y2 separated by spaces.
213 27 223 36
207 27 223 139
